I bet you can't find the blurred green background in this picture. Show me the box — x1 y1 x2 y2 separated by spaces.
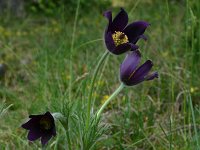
1 0 200 149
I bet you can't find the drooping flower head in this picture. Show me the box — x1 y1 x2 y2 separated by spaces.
21 111 56 146
120 50 158 86
104 8 150 55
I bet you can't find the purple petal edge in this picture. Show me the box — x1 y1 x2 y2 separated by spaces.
145 71 158 80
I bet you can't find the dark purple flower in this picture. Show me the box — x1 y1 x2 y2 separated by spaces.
104 8 150 55
120 50 158 86
21 111 56 146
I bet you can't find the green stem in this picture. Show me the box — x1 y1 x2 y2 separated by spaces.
52 113 72 150
60 120 72 150
96 83 125 118
86 51 109 128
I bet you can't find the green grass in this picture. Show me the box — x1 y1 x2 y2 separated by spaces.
0 0 200 149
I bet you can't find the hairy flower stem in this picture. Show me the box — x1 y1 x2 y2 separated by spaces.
86 51 109 129
52 112 64 121
52 113 72 150
96 83 125 118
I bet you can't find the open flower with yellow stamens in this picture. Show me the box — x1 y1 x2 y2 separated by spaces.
21 112 56 146
104 8 149 55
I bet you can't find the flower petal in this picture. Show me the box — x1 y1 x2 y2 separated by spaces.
120 50 141 83
44 111 55 125
113 43 133 55
103 10 112 22
111 8 128 32
52 127 56 136
28 129 42 141
21 116 41 130
129 43 139 51
139 34 148 41
123 21 150 43
131 34 148 44
44 111 53 118
104 32 116 53
129 60 153 85
103 10 112 32
145 71 158 80
41 134 52 146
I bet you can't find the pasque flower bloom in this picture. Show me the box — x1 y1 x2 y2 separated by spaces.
104 8 149 55
120 50 158 86
21 111 56 146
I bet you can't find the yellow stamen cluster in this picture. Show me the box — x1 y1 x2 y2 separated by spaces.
112 31 129 46
40 118 51 130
